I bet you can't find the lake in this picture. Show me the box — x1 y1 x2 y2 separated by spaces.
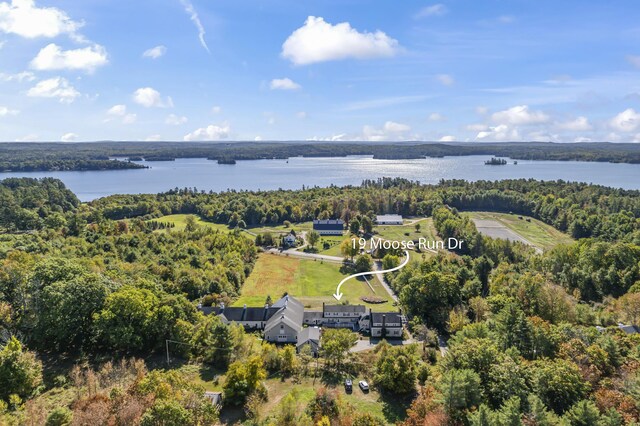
1 155 639 202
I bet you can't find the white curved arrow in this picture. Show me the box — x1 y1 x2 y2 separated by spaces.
333 250 410 301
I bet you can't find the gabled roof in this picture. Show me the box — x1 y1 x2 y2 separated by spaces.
618 324 640 334
313 220 344 230
297 327 321 346
199 305 272 322
371 312 403 326
324 304 366 314
376 214 403 221
264 295 304 334
304 311 323 320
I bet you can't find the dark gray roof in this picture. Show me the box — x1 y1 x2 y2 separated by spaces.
324 304 366 314
297 327 321 346
313 220 344 230
618 324 640 334
304 311 323 320
371 312 403 325
220 307 269 322
265 295 304 333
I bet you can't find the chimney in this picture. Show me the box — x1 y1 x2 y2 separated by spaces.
242 304 247 321
382 314 386 329
220 302 225 313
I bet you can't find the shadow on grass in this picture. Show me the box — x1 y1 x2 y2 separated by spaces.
378 389 413 424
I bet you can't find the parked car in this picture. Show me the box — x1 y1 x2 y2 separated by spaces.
358 380 369 392
344 378 353 392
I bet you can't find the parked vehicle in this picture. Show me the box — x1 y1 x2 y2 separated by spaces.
358 380 369 392
344 378 353 392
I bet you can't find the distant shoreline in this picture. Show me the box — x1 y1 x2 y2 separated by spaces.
1 141 640 172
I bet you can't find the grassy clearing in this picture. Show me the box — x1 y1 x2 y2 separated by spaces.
234 254 396 311
260 376 408 425
318 235 350 257
151 214 231 233
374 218 437 242
467 211 573 251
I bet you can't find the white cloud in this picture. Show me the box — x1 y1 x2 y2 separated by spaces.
30 43 108 73
491 105 549 125
146 134 162 142
27 77 79 103
475 106 489 115
0 0 82 39
107 104 127 116
166 113 188 125
428 112 446 122
211 106 222 114
610 108 640 132
123 113 137 124
466 123 489 132
574 137 592 143
0 105 18 116
476 124 520 141
106 104 136 124
179 0 209 52
270 78 301 91
0 70 35 82
344 95 428 111
497 15 515 24
383 121 411 133
60 132 77 142
143 45 167 59
15 133 38 142
627 55 640 69
360 121 412 141
183 123 230 141
415 4 447 19
557 116 592 131
439 135 455 142
281 16 399 65
296 111 307 119
254 136 262 141
527 131 559 142
133 87 173 108
435 74 454 86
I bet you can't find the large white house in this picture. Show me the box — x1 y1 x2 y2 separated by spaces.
199 297 406 345
376 214 403 225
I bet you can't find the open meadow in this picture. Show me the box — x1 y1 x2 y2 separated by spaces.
234 253 396 311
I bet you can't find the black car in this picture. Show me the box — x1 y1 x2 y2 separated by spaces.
344 378 353 392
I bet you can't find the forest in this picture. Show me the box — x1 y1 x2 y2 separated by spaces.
3 141 640 171
0 176 640 425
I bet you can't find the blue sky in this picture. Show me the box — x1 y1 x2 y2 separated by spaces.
1 0 640 142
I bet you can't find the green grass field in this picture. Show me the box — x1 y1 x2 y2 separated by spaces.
373 218 437 242
150 215 313 241
234 253 396 311
318 235 350 257
467 212 573 251
259 376 408 425
151 214 233 233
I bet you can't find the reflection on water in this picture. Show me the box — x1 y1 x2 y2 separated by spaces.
1 155 639 202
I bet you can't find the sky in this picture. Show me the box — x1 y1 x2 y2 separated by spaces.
1 0 640 143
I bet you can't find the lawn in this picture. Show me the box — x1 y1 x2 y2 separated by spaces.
260 376 408 425
374 217 437 242
150 214 233 233
318 235 350 257
467 211 573 251
234 253 396 311
150 215 313 241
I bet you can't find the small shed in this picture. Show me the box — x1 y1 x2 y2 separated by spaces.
297 327 321 356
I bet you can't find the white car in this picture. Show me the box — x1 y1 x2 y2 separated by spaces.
358 380 369 392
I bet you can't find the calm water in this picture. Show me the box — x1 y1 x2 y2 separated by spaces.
2 155 640 202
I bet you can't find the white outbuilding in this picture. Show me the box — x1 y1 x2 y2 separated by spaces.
376 214 403 225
